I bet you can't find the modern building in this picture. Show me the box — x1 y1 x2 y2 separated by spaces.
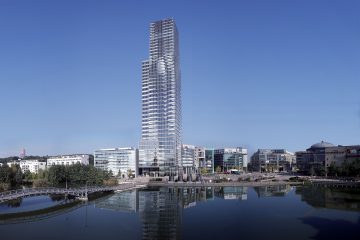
139 18 182 178
19 160 46 174
94 147 138 177
47 154 89 167
251 149 295 172
181 144 195 174
194 147 214 174
214 148 248 172
204 149 215 174
194 147 205 171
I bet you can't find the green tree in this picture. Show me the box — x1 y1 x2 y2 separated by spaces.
200 168 208 175
23 170 33 181
215 166 222 173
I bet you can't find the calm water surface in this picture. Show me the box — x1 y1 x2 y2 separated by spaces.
0 185 359 240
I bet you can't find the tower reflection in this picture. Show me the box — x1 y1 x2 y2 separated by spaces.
96 186 248 239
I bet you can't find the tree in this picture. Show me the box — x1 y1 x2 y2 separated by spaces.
23 170 33 181
201 168 208 175
127 169 133 178
215 166 222 173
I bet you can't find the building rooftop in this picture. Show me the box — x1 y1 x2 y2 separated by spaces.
310 141 335 149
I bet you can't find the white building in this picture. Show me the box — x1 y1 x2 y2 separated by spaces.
7 160 46 174
47 154 89 167
20 160 46 174
7 161 19 167
94 147 138 178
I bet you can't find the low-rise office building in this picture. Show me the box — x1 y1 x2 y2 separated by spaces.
214 147 248 172
181 145 195 174
194 147 205 171
194 147 214 174
94 147 138 178
47 154 89 167
251 149 295 172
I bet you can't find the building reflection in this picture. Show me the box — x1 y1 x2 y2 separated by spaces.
253 185 292 198
296 185 360 211
214 186 248 200
95 186 248 239
95 190 139 213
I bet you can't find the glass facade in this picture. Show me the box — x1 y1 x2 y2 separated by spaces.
139 18 182 177
181 145 195 168
205 149 214 173
214 148 248 172
94 148 138 177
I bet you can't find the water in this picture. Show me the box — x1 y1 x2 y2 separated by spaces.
0 185 359 240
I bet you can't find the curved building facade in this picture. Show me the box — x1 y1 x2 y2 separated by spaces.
139 18 182 177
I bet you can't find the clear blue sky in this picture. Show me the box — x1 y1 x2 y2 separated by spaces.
0 0 359 157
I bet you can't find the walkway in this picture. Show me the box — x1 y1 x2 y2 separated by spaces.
0 183 138 204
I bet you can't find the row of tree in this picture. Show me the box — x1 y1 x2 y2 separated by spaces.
0 164 23 186
0 163 115 190
327 160 360 177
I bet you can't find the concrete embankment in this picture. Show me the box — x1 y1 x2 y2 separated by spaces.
147 181 304 187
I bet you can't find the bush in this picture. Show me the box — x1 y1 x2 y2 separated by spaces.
0 182 10 191
32 179 48 188
103 178 118 186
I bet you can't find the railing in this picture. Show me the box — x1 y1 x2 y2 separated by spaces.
0 183 139 203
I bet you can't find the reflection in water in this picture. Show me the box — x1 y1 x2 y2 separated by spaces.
1 185 360 240
299 216 360 240
5 198 23 208
214 186 248 200
296 186 360 240
296 185 360 211
138 188 181 240
253 185 292 198
96 186 248 239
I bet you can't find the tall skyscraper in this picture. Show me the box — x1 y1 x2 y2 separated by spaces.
139 18 182 177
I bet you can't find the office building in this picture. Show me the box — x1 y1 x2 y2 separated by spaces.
194 147 205 171
181 144 195 174
47 154 89 166
194 147 214 174
251 149 295 172
214 148 248 172
94 147 138 177
139 18 182 178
